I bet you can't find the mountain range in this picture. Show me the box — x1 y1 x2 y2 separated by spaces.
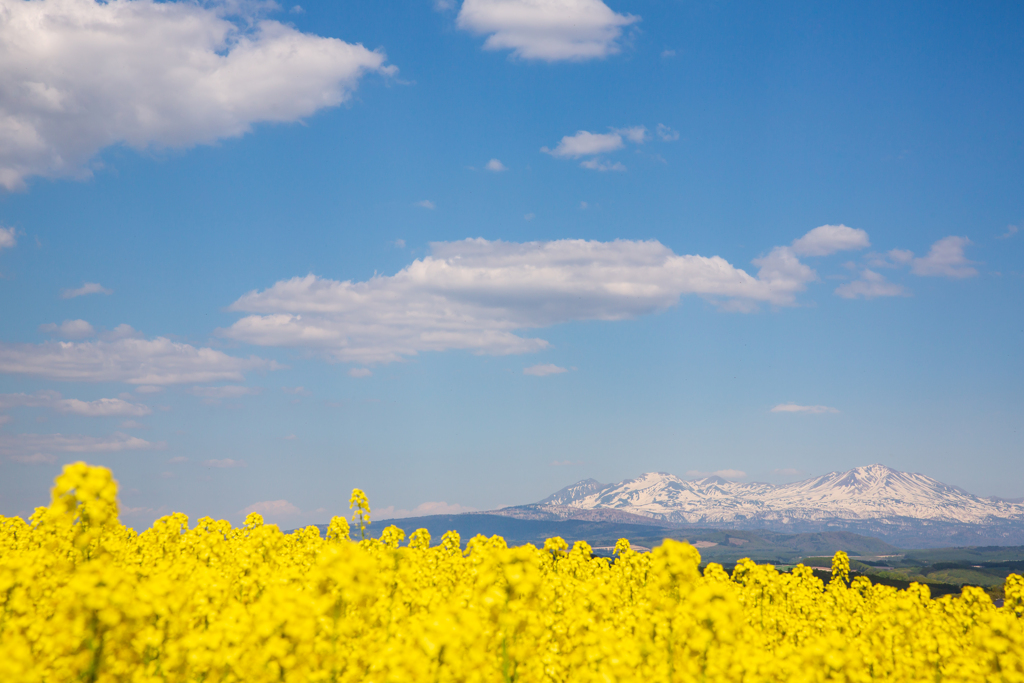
489 465 1024 547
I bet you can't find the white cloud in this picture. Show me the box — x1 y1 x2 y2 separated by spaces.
191 385 261 399
655 123 679 141
998 225 1018 239
523 363 567 376
485 158 508 172
543 130 623 158
0 0 394 190
434 0 456 10
0 336 275 384
0 390 151 416
0 226 16 250
10 452 57 464
136 385 164 394
416 200 436 209
770 403 839 414
240 499 300 516
168 456 188 463
392 238 406 248
0 432 162 458
349 368 372 377
375 501 477 519
524 213 536 221
615 126 647 144
579 201 588 209
39 319 96 339
281 386 311 395
456 0 639 62
61 283 112 299
204 458 246 468
790 224 870 257
910 236 977 278
660 49 676 58
220 237 820 365
834 269 909 299
119 420 148 430
579 158 626 172
686 469 746 480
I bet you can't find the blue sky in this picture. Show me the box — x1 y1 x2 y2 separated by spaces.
0 0 1021 527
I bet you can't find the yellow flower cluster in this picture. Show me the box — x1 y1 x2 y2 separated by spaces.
2 462 1024 682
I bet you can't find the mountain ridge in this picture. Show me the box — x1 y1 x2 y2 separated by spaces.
482 465 1024 546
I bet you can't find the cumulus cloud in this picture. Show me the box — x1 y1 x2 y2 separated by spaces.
240 499 300 516
455 0 639 62
542 130 624 158
39 319 96 339
485 158 508 172
0 226 16 249
0 0 394 190
791 224 870 257
61 283 112 299
0 390 151 416
770 403 839 414
220 237 820 365
204 458 246 468
911 236 977 278
375 501 477 519
543 127 647 171
0 432 162 459
835 269 909 299
0 336 275 384
523 363 567 376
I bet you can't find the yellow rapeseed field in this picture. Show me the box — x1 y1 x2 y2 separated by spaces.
2 463 1024 682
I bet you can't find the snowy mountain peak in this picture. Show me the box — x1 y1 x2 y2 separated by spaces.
541 465 1024 527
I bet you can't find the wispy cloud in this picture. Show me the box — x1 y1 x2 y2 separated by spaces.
61 283 112 299
0 226 16 250
0 336 276 385
415 200 436 210
997 225 1018 240
485 158 507 172
0 432 163 461
686 469 746 480
770 403 839 414
835 269 909 299
524 364 567 377
203 458 246 468
0 390 151 417
349 368 372 378
791 225 870 257
655 123 679 141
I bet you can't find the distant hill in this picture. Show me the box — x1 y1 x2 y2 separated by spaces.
319 513 901 564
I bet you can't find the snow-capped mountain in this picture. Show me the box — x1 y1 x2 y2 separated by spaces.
555 465 1024 525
